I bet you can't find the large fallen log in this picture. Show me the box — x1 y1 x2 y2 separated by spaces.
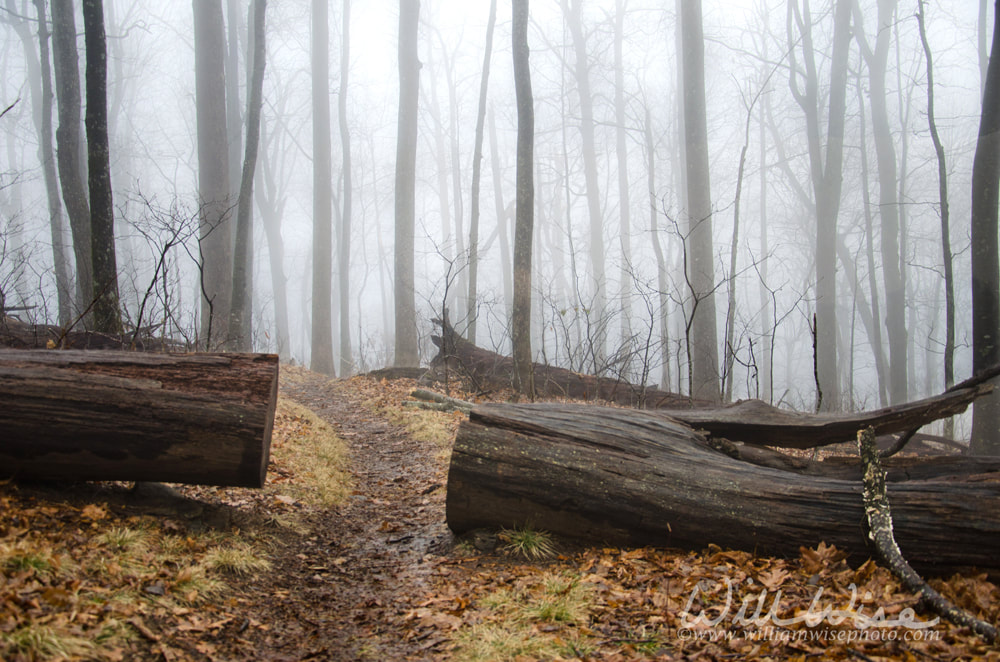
430 318 706 409
0 350 278 487
446 403 1000 575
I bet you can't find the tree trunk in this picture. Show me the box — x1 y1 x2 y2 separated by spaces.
562 0 607 370
0 350 278 488
255 117 291 362
338 0 353 376
310 0 335 374
394 0 420 368
511 0 534 397
678 0 719 403
7 0 73 326
787 0 851 411
917 0 955 430
447 402 1000 575
854 0 906 405
971 0 1000 456
51 0 94 319
83 0 122 335
194 0 233 349
465 0 497 346
229 0 266 352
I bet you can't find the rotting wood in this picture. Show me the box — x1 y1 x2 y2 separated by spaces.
0 349 278 487
446 402 1000 575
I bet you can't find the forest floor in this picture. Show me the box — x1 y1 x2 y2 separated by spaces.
1 366 998 661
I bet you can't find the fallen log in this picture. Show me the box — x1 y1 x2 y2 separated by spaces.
430 317 705 409
446 403 1000 575
0 350 278 487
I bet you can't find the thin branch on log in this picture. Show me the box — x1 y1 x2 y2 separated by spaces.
881 362 1000 457
857 426 998 643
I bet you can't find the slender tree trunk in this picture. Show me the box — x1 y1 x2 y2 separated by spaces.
856 74 890 407
511 0 534 397
225 0 243 199
488 107 513 315
16 0 72 325
678 0 719 403
971 0 1000 456
466 0 497 345
194 0 233 348
562 0 607 369
229 0 266 352
614 0 632 355
787 0 851 411
311 0 334 373
917 0 955 433
854 0 906 404
255 120 290 361
337 0 353 375
83 0 121 334
758 87 772 403
394 0 420 367
51 0 93 319
645 107 671 393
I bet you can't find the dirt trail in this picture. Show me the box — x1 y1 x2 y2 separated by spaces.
231 370 454 661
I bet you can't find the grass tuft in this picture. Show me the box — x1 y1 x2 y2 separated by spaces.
498 524 557 560
202 540 272 577
1 624 94 660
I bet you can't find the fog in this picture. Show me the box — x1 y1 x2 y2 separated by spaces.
0 0 992 424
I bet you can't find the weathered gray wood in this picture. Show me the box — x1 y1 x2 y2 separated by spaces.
657 385 990 449
0 350 278 487
446 403 1000 575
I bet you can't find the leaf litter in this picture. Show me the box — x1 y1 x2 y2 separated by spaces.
0 365 997 660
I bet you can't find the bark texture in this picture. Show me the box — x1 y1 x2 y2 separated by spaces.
0 350 278 487
447 403 1000 575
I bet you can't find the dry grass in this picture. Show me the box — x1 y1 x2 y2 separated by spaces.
268 397 352 508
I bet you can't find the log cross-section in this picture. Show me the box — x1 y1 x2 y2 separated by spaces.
0 350 279 487
446 403 1000 575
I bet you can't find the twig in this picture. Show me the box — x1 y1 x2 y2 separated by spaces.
857 426 998 643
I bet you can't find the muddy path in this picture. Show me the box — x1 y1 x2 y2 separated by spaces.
225 370 456 661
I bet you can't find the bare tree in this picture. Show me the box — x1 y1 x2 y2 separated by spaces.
787 0 852 411
853 0 906 404
678 0 719 402
83 0 121 334
561 0 607 366
229 0 266 351
311 0 335 373
511 0 533 396
394 0 420 368
194 0 233 347
337 0 354 375
51 0 93 319
971 0 1000 456
916 0 955 425
466 0 497 345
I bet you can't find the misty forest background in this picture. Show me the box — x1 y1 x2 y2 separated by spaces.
2 0 1000 451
